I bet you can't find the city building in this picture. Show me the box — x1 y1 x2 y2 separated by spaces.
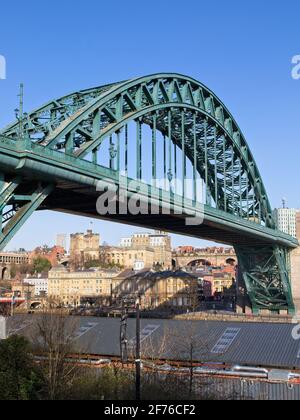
201 279 213 298
30 245 66 267
149 233 172 268
0 252 30 280
176 246 196 254
185 261 236 299
202 272 235 296
274 207 300 238
24 274 48 297
120 237 132 248
0 252 30 266
273 204 300 313
47 264 201 311
70 230 100 265
104 246 155 270
112 270 200 310
48 265 122 306
11 278 35 301
118 231 172 269
133 260 146 271
173 247 236 269
56 234 67 250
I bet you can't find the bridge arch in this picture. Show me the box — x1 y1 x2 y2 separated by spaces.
0 73 297 314
187 259 212 268
1 266 8 280
226 258 237 266
2 74 273 228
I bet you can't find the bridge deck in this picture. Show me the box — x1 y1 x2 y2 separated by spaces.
0 136 297 249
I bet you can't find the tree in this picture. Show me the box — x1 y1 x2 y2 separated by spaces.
32 257 52 274
0 335 44 400
42 245 51 253
33 310 79 400
10 264 17 279
189 279 200 313
19 263 34 275
84 259 123 270
171 322 211 399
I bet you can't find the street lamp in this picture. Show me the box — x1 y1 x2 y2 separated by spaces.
135 296 141 401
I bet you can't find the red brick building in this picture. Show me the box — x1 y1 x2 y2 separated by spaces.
30 246 66 267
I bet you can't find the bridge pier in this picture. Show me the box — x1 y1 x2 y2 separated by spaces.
235 265 252 315
235 245 295 315
290 246 300 315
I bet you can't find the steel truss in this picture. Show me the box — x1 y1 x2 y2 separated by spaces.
236 245 294 314
0 73 296 314
0 174 53 250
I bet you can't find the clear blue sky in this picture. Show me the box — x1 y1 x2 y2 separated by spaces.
0 0 299 251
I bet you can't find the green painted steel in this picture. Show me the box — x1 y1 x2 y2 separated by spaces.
236 245 295 314
0 73 297 314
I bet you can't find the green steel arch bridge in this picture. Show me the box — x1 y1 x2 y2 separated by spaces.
0 73 297 314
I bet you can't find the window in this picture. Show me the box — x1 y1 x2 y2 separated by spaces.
211 328 241 354
129 325 160 347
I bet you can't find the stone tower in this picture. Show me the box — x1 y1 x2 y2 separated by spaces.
70 230 100 266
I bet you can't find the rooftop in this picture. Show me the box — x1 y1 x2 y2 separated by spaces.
6 316 300 370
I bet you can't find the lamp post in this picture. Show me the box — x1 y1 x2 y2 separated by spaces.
135 296 141 401
11 293 15 317
120 299 128 365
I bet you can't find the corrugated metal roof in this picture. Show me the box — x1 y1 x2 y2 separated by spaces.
198 377 300 400
6 316 300 370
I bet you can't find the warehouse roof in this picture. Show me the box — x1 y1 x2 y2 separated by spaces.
5 316 300 370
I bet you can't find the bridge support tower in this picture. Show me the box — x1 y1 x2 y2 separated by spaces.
290 246 300 316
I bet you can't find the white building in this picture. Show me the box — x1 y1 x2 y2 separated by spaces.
24 275 48 297
133 231 170 244
120 237 132 248
134 260 145 271
121 232 170 247
150 235 168 247
56 233 67 250
274 208 300 238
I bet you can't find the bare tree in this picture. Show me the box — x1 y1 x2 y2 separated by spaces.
188 280 200 313
171 321 211 399
32 309 80 400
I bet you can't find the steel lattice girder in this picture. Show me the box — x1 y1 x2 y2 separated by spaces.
0 174 53 250
1 73 274 228
0 73 297 314
235 245 295 314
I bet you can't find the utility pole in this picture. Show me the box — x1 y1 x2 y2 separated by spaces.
120 299 128 365
135 298 141 401
11 293 14 317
